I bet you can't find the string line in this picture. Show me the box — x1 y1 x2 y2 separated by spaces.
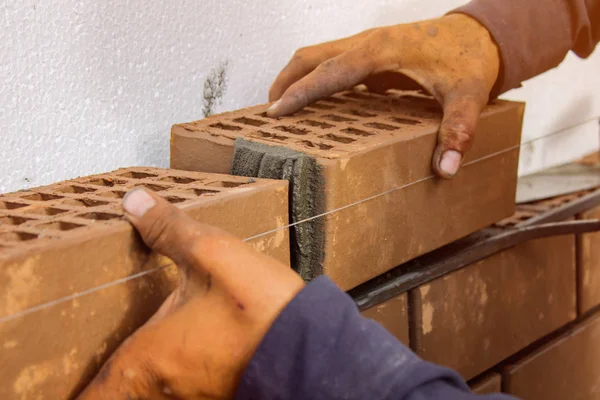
0 115 598 325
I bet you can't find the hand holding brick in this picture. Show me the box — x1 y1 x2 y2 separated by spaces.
77 189 305 399
267 14 500 178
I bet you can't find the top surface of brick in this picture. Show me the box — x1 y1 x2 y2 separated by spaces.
174 88 514 159
0 167 274 258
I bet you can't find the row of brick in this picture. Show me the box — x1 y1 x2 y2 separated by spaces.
359 203 600 398
469 306 600 400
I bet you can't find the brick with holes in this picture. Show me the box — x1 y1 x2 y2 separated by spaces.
171 88 524 290
0 167 289 399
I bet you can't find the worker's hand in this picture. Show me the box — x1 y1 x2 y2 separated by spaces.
267 14 500 178
76 188 305 399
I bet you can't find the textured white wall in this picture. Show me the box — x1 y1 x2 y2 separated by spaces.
1 0 598 193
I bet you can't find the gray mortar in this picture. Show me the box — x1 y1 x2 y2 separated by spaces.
231 139 325 281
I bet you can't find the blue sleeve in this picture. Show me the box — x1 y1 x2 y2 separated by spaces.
235 276 516 400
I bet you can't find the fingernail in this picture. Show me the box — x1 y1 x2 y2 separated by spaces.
268 99 282 112
439 150 462 176
123 189 156 217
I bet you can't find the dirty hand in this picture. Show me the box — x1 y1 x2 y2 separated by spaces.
267 14 500 178
76 189 305 399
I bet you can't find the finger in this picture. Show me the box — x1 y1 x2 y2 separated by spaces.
269 29 375 102
122 188 217 267
121 188 227 299
267 43 379 117
432 90 486 179
121 189 299 295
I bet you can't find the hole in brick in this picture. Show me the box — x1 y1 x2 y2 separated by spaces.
97 190 127 199
321 97 346 104
189 188 220 196
307 103 335 110
255 112 275 119
275 126 310 135
138 184 169 192
159 176 198 184
119 171 159 179
209 122 242 131
343 92 372 100
323 114 356 122
342 109 376 118
20 193 64 201
85 178 127 187
424 106 443 113
363 122 400 131
298 140 333 150
299 120 335 129
0 201 29 210
401 94 437 104
364 104 392 113
254 131 289 141
61 199 109 208
342 127 375 137
56 185 97 194
233 117 268 127
77 212 122 221
24 207 69 216
0 216 35 226
291 109 315 116
390 117 421 126
38 221 85 231
321 134 356 144
0 231 38 242
205 181 246 188
164 196 188 204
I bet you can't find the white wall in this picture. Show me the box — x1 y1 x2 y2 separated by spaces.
1 0 599 193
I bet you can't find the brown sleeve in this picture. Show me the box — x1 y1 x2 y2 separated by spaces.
450 0 600 97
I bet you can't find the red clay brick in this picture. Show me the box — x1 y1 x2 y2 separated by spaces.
361 293 409 345
470 373 502 395
504 311 600 400
578 205 600 314
171 89 523 290
0 167 289 399
411 235 577 380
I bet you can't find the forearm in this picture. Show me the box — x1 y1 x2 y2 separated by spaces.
451 0 600 96
235 277 515 400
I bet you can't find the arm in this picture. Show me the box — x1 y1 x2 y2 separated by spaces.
452 0 600 96
236 276 514 400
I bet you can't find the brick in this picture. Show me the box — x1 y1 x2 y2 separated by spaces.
171 89 523 290
470 373 502 395
578 205 600 314
504 312 600 400
411 235 577 380
0 167 289 399
360 293 409 345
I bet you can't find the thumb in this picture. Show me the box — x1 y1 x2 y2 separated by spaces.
432 90 486 179
121 188 219 292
